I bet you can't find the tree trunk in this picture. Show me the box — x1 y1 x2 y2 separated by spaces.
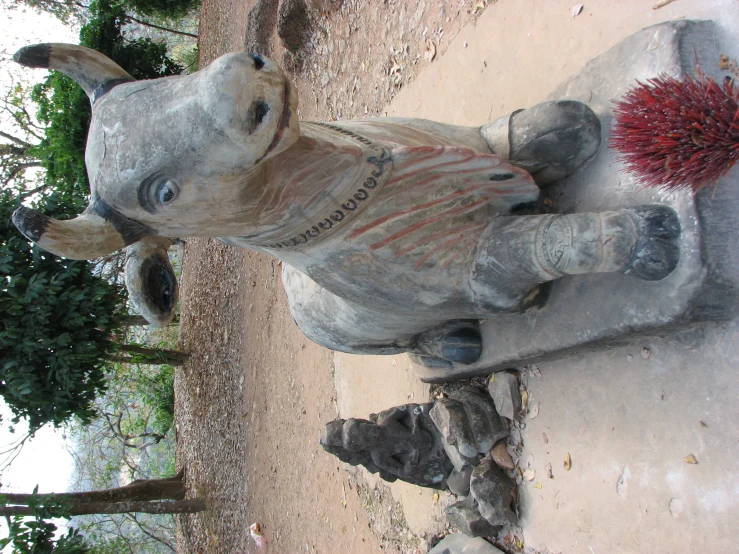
108 344 188 365
0 499 205 517
122 314 180 327
125 15 198 38
2 471 186 505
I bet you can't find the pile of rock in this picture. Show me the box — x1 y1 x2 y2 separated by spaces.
320 373 526 546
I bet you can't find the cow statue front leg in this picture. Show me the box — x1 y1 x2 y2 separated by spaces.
472 204 681 309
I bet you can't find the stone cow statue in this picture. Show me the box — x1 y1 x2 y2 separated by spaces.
11 44 680 368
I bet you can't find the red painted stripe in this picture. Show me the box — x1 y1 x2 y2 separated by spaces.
370 198 489 250
394 222 484 258
413 232 470 270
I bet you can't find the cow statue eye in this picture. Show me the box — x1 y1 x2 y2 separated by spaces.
155 179 179 205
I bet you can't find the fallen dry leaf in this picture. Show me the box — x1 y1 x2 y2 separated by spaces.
564 452 572 471
542 432 549 443
653 0 678 9
684 454 698 464
530 402 540 419
523 468 536 481
432 492 440 504
249 523 267 548
424 39 437 62
546 462 553 479
534 483 542 489
521 389 529 409
491 442 515 470
572 4 584 17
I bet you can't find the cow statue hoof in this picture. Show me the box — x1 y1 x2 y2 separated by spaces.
413 320 483 368
622 205 681 281
482 100 602 185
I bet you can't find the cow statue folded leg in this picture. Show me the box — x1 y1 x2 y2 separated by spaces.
11 45 680 368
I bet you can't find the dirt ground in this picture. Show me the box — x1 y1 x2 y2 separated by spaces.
173 1 488 553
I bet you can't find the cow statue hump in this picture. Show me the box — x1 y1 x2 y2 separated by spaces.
11 44 680 368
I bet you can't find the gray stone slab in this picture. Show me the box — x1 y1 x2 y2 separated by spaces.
416 20 739 382
428 533 504 554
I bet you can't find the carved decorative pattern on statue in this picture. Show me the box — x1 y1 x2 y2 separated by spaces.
248 123 392 250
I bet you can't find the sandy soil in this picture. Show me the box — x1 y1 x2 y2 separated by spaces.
173 1 488 553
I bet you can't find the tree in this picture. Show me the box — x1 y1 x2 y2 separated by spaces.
0 475 204 551
0 191 128 433
5 0 201 28
0 470 204 517
1 490 90 553
0 0 188 433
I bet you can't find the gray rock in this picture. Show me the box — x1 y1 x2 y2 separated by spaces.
446 466 473 497
444 496 500 538
430 399 479 468
428 533 505 554
448 388 508 452
470 458 516 527
487 372 521 421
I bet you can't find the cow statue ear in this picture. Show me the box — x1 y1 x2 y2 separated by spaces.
13 43 133 104
124 237 179 327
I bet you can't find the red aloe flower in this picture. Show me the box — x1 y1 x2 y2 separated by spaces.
610 73 739 193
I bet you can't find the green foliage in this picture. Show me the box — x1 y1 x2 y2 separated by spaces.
0 487 90 553
0 192 126 432
80 0 185 78
137 363 175 435
176 45 200 74
0 0 188 432
29 75 90 217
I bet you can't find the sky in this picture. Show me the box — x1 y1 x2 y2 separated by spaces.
1 0 80 523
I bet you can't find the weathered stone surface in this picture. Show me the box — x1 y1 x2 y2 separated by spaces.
415 20 739 382
487 373 521 421
448 388 508 452
17 25 723 384
490 441 515 471
320 403 452 488
470 458 516 527
430 399 479 468
446 466 473 497
428 533 504 554
445 496 500 538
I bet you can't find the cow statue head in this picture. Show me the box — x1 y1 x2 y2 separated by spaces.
12 44 301 324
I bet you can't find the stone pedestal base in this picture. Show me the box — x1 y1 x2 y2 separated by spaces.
417 20 739 382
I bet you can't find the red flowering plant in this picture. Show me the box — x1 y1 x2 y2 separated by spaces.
610 73 739 193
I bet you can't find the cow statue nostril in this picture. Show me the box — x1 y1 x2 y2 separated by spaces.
249 53 265 71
